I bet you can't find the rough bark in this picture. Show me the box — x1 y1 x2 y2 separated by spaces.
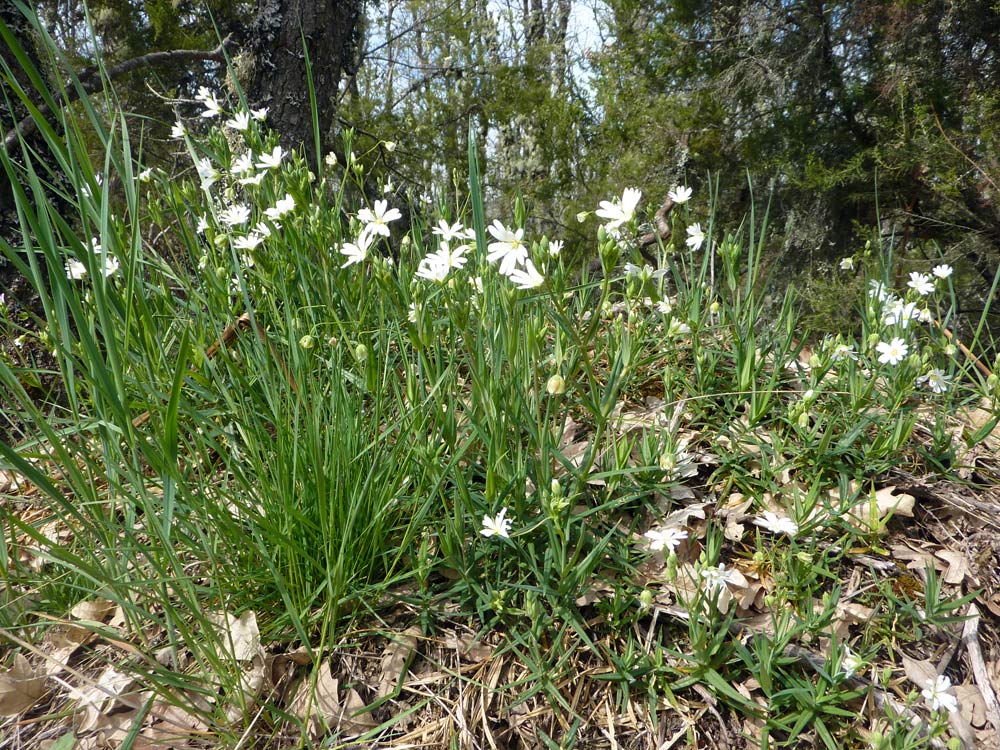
247 0 363 166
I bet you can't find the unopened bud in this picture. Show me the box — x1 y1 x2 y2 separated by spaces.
546 373 566 395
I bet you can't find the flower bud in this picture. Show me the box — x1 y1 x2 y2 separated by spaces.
546 373 566 395
299 334 316 350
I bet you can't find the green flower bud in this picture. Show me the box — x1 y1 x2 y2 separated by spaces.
546 373 566 395
299 334 316 350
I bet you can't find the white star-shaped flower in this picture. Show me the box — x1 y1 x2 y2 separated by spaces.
480 507 512 538
668 185 692 204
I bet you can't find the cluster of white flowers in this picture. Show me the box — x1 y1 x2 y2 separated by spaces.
485 220 544 289
415 220 476 282
65 238 119 280
867 266 954 394
340 200 402 268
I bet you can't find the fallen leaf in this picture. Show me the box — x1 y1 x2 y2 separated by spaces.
376 626 420 700
209 610 262 661
935 549 976 585
0 653 47 715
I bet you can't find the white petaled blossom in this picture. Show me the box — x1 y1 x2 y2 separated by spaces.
918 308 933 323
170 121 186 139
907 272 935 296
700 563 740 593
198 91 223 119
596 187 642 229
195 157 220 189
358 200 402 237
238 172 266 187
231 152 254 175
685 223 705 251
431 220 467 242
916 368 950 394
883 300 920 328
829 342 858 362
255 146 285 170
415 254 450 281
233 233 266 251
548 239 563 257
486 220 528 275
340 230 375 268
196 215 209 234
668 185 693 204
753 511 799 536
95 253 120 278
643 526 688 553
138 168 153 183
254 221 274 238
868 280 893 303
876 337 909 366
839 257 855 271
219 204 251 227
251 107 268 121
65 258 87 280
921 675 959 714
667 319 691 337
506 259 545 290
841 646 863 677
480 507 512 538
265 194 296 220
932 264 953 279
225 112 251 132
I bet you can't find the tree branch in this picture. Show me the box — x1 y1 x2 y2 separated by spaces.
3 41 230 153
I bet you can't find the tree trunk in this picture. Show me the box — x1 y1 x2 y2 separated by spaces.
247 0 363 166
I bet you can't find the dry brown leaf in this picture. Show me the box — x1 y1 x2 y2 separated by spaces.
290 660 342 738
955 684 987 728
70 665 135 733
847 486 915 531
376 625 420 700
208 610 262 661
0 653 47 715
340 687 377 735
901 655 938 691
935 549 976 585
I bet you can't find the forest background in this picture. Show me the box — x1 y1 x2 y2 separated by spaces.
2 0 999 337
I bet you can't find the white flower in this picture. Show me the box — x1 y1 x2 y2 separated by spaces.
883 300 920 328
255 146 285 170
254 221 274 237
233 233 266 251
231 152 254 175
225 112 251 132
595 187 642 229
415 254 450 281
195 157 220 189
876 337 909 366
656 299 673 314
480 507 512 538
921 675 959 714
916 368 950 394
431 220 466 242
685 223 705 251
199 91 223 119
506 259 545 290
357 200 402 237
932 264 953 279
753 511 799 536
868 280 892 303
251 107 268 121
65 258 87 279
170 121 187 139
138 168 153 183
238 172 266 186
841 646 863 677
668 319 690 336
340 230 375 267
196 215 209 234
839 257 855 271
486 220 528 275
219 204 251 227
265 194 296 220
700 563 739 593
96 253 120 277
643 526 688 553
829 342 858 362
668 185 693 204
548 239 563 257
907 272 934 296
